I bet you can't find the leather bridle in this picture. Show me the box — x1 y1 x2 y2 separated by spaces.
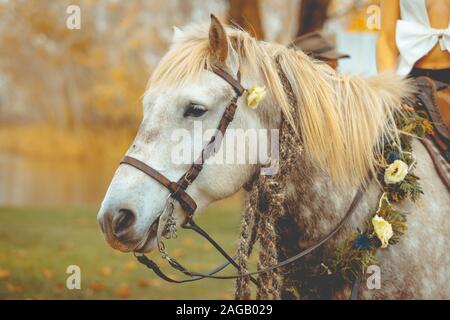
121 66 245 219
119 65 367 294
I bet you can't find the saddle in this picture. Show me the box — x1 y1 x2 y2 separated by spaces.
414 76 450 163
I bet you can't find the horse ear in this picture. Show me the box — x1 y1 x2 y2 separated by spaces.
208 14 229 65
172 26 183 43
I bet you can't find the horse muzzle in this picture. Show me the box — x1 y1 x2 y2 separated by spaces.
97 207 158 253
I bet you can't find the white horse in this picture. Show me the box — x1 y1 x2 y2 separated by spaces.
98 16 450 299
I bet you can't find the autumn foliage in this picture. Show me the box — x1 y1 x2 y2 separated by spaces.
0 0 228 159
0 0 373 160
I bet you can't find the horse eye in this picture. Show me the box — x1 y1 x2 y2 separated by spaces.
183 103 207 118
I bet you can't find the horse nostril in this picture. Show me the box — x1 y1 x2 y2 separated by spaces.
112 209 136 236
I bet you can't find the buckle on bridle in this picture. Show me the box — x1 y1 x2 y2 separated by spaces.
223 101 238 122
179 163 203 189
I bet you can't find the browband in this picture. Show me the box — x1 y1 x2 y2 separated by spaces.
211 65 245 96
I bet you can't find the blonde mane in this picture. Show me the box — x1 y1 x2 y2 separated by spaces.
149 23 415 186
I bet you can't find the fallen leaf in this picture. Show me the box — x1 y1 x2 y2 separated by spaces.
0 269 10 280
89 281 105 292
151 279 163 287
137 279 150 288
85 289 95 298
191 262 205 269
42 268 53 279
53 283 64 294
5 282 15 292
221 293 233 299
183 237 194 247
6 282 23 293
115 284 131 299
14 250 26 258
99 266 112 276
171 248 184 258
124 260 137 272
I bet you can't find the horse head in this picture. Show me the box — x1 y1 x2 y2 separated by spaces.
97 15 275 253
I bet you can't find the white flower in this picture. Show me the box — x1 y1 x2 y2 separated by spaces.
372 215 394 248
246 86 266 109
384 160 408 185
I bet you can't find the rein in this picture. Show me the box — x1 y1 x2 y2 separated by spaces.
119 65 368 290
135 185 367 281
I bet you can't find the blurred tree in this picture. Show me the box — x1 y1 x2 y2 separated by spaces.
0 0 299 131
228 0 264 39
0 0 231 129
296 0 331 36
345 0 379 32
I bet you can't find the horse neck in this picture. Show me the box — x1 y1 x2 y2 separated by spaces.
253 67 382 247
282 152 361 245
281 133 387 244
273 150 381 298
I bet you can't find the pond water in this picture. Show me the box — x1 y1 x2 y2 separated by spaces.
0 152 118 207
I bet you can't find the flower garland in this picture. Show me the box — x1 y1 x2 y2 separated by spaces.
242 85 434 291
326 110 433 282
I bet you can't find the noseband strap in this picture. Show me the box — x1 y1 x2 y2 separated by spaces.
211 65 245 96
120 155 198 214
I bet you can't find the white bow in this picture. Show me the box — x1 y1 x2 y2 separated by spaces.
396 20 450 75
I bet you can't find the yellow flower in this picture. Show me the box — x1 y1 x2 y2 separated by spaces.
246 85 267 109
384 160 408 184
372 215 393 248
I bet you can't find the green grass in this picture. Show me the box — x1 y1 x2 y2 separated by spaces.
0 201 250 299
